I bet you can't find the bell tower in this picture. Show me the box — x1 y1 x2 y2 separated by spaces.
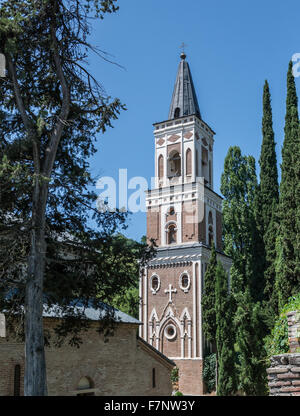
139 53 232 395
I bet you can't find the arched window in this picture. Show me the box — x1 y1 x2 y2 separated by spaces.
168 151 181 177
152 276 159 291
181 275 189 289
174 107 180 118
14 364 21 396
158 154 164 179
167 223 177 245
186 148 192 176
208 226 214 246
152 368 156 388
208 211 214 246
76 377 95 396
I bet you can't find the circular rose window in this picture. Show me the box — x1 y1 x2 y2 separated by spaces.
164 323 177 340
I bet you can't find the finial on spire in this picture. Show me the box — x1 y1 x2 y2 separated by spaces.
180 42 187 60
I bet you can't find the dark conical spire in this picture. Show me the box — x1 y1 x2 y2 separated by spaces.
168 53 201 120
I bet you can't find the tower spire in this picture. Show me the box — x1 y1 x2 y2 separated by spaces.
168 53 201 120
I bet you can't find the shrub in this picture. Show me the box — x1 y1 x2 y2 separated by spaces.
174 391 183 396
203 353 216 393
265 293 300 357
170 367 179 383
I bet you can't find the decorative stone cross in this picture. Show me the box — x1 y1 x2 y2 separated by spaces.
165 284 177 303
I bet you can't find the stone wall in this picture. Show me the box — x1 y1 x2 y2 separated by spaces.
268 310 300 396
287 311 300 353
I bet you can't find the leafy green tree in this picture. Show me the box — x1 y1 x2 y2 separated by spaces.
221 146 264 301
215 262 236 396
258 81 279 313
0 0 154 396
276 61 300 308
234 289 268 396
106 234 144 319
202 242 217 345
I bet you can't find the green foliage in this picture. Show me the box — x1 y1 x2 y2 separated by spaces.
276 62 300 308
258 81 279 315
265 293 300 357
202 243 217 344
174 391 183 396
234 290 268 396
221 146 264 302
215 262 237 396
170 367 179 383
0 0 156 346
203 353 216 393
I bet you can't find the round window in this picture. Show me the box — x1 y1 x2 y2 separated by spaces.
164 324 177 340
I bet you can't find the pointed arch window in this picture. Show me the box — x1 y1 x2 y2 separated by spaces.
208 211 214 246
158 154 164 179
174 107 180 118
186 148 192 176
168 151 181 177
166 223 177 245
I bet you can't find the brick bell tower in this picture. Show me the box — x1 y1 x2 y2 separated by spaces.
139 52 232 395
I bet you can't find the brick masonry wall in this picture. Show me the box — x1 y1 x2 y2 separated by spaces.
268 310 300 396
267 354 300 396
174 359 203 395
287 311 300 353
0 319 173 396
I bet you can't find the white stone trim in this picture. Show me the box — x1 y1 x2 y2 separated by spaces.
193 261 197 358
143 269 148 341
197 260 203 359
164 323 177 340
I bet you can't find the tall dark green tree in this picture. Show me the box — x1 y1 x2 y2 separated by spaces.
258 80 279 313
0 0 154 396
276 62 300 308
221 146 264 301
215 261 236 396
202 242 217 346
234 289 268 396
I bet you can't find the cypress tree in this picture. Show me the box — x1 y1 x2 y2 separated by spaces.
215 262 236 396
276 62 300 308
202 242 217 345
234 289 268 396
258 81 279 313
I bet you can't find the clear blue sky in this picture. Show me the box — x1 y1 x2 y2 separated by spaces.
87 0 300 242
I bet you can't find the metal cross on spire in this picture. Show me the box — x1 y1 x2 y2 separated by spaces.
180 42 187 53
180 42 187 60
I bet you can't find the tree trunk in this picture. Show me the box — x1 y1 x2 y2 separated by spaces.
24 182 48 396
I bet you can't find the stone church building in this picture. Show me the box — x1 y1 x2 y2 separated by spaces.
139 52 232 395
0 305 174 396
